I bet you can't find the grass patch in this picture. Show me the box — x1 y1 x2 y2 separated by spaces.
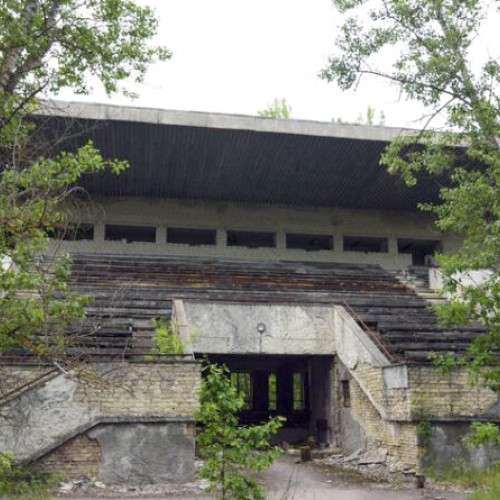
425 460 500 499
468 476 500 500
426 460 500 487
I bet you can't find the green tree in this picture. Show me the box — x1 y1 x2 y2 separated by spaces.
333 105 386 125
195 364 285 500
359 106 385 126
258 97 292 118
0 0 169 362
321 1 500 438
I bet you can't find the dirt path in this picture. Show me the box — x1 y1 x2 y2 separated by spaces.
256 455 467 500
58 455 468 500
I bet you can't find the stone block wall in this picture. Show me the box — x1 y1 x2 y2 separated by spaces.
346 362 499 423
72 362 201 418
339 369 419 471
37 434 102 479
337 359 500 474
355 378 419 470
407 365 499 420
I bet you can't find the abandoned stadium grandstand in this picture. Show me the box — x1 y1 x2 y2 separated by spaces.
1 102 498 483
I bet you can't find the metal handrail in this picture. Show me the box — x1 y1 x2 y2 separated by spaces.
341 300 396 363
0 368 58 406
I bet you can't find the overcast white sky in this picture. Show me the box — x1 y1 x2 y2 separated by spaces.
58 0 497 127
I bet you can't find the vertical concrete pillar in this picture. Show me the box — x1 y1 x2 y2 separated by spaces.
94 222 105 243
330 357 341 447
275 231 286 251
333 232 342 255
216 229 226 250
156 226 166 245
308 356 336 446
388 235 398 256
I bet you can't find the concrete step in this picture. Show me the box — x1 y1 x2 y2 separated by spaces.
286 446 342 459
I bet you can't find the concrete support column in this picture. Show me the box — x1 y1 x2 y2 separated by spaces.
156 226 166 245
388 235 398 256
94 222 105 243
308 356 336 446
329 357 341 447
275 231 286 251
216 229 226 249
334 233 343 256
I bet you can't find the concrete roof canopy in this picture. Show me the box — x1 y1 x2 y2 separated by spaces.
40 101 443 211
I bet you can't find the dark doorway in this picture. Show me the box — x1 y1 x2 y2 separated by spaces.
198 354 333 445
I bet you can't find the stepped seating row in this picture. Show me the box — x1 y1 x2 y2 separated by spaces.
69 255 487 362
1 254 487 363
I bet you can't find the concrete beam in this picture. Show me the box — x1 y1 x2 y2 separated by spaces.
39 100 417 143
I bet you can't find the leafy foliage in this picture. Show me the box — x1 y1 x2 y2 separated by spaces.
322 0 500 444
258 98 292 119
0 143 127 360
0 1 167 362
195 363 285 500
0 0 170 98
465 422 500 449
0 451 52 499
146 319 185 357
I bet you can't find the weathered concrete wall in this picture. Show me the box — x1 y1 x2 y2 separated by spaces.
37 421 195 483
53 197 457 269
180 300 336 355
0 361 201 483
89 422 195 483
334 307 389 365
422 422 500 472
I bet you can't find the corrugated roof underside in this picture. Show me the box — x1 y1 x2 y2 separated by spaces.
52 118 441 210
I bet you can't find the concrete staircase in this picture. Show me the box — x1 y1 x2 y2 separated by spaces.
393 266 448 306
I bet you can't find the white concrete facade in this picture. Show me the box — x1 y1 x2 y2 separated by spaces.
56 197 460 270
177 300 337 355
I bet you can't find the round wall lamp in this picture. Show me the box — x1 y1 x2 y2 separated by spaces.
257 323 266 334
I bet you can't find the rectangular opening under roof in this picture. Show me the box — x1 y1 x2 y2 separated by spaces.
105 224 156 243
167 227 216 246
397 238 441 265
50 223 94 241
226 230 276 249
343 236 388 253
286 233 333 251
